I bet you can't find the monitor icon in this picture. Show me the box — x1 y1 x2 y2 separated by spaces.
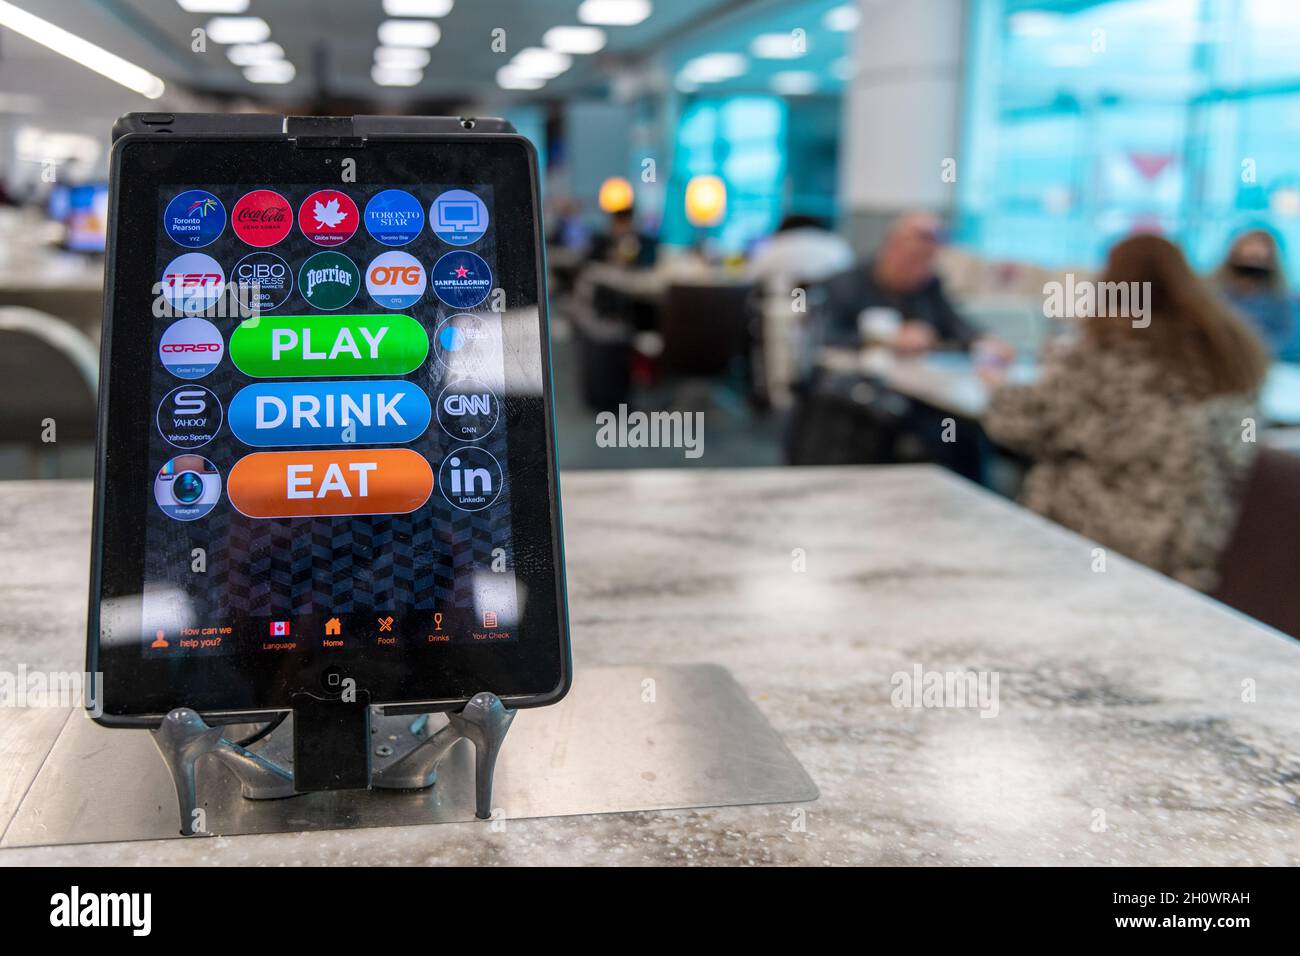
430 190 488 246
436 201 481 231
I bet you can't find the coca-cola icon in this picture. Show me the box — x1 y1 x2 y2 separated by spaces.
231 189 292 247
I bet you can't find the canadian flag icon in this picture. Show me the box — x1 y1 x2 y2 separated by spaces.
269 621 290 637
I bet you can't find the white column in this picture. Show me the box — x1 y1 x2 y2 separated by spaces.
838 0 968 252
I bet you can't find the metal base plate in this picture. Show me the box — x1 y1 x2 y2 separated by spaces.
2 664 817 847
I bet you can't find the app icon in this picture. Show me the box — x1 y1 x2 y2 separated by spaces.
161 252 225 314
231 189 292 247
159 317 224 380
298 189 358 246
430 250 492 309
233 251 293 313
364 189 424 245
227 448 434 518
483 611 498 628
432 312 496 373
229 313 428 378
436 379 497 440
437 446 503 512
228 380 431 446
298 251 360 310
365 250 426 309
151 630 170 649
377 616 395 632
269 621 290 637
430 189 489 246
163 189 225 248
325 618 342 636
154 454 222 521
157 384 223 448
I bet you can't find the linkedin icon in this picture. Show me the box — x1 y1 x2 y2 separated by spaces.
436 379 498 441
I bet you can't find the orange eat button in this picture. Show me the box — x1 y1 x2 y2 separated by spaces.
227 448 433 518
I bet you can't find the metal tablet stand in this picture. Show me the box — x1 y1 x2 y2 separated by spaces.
152 692 515 836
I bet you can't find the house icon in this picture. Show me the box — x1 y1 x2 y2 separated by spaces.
324 618 342 636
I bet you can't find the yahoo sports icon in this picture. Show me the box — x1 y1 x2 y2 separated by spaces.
159 317 224 380
430 189 488 246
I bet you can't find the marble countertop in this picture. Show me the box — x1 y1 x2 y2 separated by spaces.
2 465 1299 865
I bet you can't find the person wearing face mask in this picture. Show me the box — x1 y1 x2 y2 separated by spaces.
1214 228 1297 357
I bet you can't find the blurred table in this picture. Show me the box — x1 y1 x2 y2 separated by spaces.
0 256 104 340
820 347 1300 428
3 467 1300 864
582 261 752 306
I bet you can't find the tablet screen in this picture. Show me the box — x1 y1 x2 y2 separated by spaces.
93 137 567 717
148 180 519 659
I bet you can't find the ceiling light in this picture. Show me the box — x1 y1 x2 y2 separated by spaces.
372 64 422 86
243 60 295 83
377 19 441 47
577 0 651 27
227 41 284 66
823 5 860 32
374 46 431 69
771 70 817 95
751 32 804 59
496 66 545 90
680 52 747 83
177 0 248 12
512 47 572 78
543 25 607 54
205 16 270 44
382 0 453 16
0 0 165 98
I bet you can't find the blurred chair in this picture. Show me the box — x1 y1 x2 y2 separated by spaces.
653 281 756 411
1212 447 1300 638
0 307 99 478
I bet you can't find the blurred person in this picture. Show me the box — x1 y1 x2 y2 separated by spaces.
982 234 1269 591
1214 228 1297 357
821 211 1008 356
747 214 854 296
747 214 855 409
545 195 587 250
588 206 657 269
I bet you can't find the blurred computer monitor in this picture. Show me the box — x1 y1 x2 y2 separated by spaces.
61 183 109 253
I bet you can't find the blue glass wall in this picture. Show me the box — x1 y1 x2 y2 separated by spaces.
958 0 1300 279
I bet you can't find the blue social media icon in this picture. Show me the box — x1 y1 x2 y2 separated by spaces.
364 189 424 245
430 250 492 309
430 189 488 246
228 380 431 447
163 189 225 248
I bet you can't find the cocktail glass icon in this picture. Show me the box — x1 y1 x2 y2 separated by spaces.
433 612 443 631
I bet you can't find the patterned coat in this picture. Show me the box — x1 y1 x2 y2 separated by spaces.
984 340 1258 591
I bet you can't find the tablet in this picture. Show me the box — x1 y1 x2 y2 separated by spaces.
88 114 570 726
